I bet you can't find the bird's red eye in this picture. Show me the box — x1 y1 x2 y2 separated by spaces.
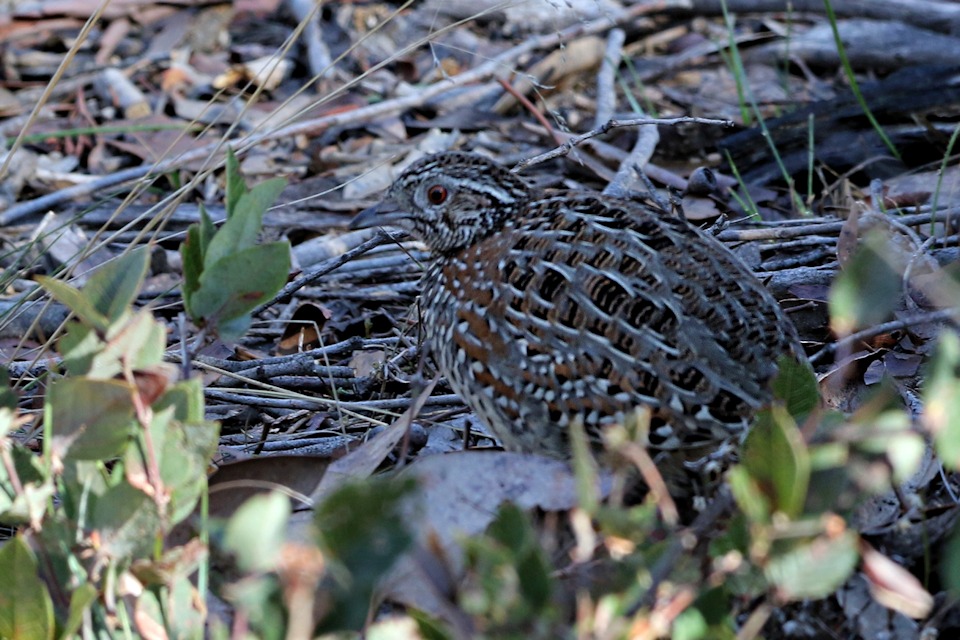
426 185 448 205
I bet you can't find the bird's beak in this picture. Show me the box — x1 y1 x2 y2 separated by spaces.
349 197 408 230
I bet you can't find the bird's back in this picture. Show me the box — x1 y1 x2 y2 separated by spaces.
422 189 803 458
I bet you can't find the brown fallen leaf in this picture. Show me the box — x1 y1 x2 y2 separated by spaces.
380 450 610 628
311 377 438 503
860 541 933 620
207 455 335 519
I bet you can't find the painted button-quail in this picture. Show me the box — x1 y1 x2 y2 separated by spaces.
351 151 806 479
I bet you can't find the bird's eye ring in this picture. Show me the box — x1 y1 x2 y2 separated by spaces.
426 185 448 205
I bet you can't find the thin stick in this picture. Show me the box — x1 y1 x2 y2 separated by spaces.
513 116 735 171
254 228 406 314
717 208 960 243
497 78 563 147
809 308 960 365
595 28 626 128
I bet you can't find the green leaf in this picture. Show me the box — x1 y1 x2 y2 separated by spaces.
231 178 286 245
205 178 286 268
771 355 820 420
59 583 98 640
156 378 206 423
924 332 960 470
181 206 218 316
36 277 109 333
225 148 245 216
829 230 902 335
102 310 167 373
856 410 924 484
569 415 600 514
0 407 20 441
181 161 287 337
139 406 218 525
315 477 416 631
60 311 166 381
0 443 52 525
408 610 456 640
0 536 54 640
214 315 252 342
57 322 104 376
37 247 149 333
765 530 859 600
48 378 137 461
458 502 558 630
223 575 285 640
84 246 150 324
164 575 207 640
29 516 77 599
727 465 770 524
672 606 709 640
189 242 290 339
740 405 810 519
54 461 109 526
133 590 164 640
691 586 734 628
487 504 552 612
223 492 290 573
90 482 158 559
199 203 217 250
805 463 859 517
942 522 960 597
0 369 17 411
181 224 204 316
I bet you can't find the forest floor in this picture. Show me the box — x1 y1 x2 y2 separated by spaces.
2 1 960 638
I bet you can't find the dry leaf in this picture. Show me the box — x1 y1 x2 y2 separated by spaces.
860 542 933 619
380 450 610 626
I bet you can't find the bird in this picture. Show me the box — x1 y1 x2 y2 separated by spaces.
351 151 807 488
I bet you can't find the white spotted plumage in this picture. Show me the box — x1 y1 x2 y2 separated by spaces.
351 151 808 489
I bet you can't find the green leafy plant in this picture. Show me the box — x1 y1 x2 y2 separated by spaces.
181 149 290 340
0 247 220 637
206 476 418 638
829 230 904 336
0 159 410 639
314 477 417 632
459 503 557 636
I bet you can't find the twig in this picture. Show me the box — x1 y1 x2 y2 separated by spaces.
603 132 661 198
321 253 426 278
176 335 390 371
758 246 835 271
288 0 332 77
496 78 563 148
676 0 960 35
177 313 190 380
809 308 960 365
595 28 626 128
217 361 357 388
513 116 735 171
0 165 153 226
341 394 463 412
254 228 406 314
716 208 960 242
